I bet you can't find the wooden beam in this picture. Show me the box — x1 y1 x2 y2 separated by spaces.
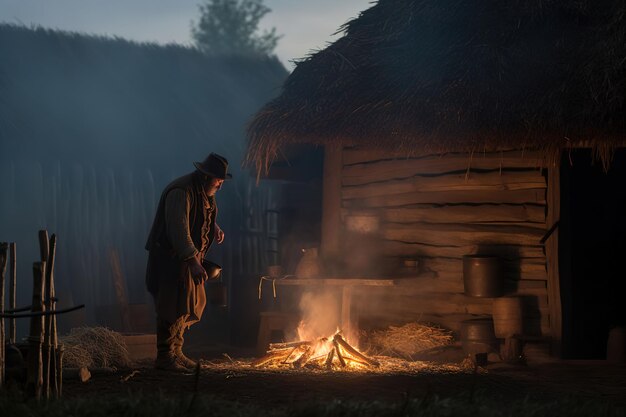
343 170 546 198
321 143 343 259
545 156 562 356
361 292 549 317
383 223 545 247
343 149 544 167
434 269 548 282
381 241 546 259
344 188 546 207
379 204 546 224
417 257 547 276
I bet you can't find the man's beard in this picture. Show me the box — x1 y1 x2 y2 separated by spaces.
205 185 220 196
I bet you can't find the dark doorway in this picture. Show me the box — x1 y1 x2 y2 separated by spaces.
560 149 626 359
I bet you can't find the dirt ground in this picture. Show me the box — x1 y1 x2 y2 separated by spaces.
61 355 626 407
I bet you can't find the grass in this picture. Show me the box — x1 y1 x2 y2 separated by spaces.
1 390 624 417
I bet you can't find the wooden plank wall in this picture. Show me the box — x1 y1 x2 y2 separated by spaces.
342 148 550 337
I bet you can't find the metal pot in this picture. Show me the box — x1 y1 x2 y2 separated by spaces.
463 255 502 297
460 319 498 355
203 260 227 307
202 260 223 280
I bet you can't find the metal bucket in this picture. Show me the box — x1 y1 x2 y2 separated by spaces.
460 319 498 355
463 255 502 297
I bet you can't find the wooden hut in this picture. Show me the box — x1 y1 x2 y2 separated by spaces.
246 0 626 360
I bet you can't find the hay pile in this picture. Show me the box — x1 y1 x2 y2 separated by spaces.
60 327 131 369
367 323 454 360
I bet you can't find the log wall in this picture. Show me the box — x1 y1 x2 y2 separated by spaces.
342 148 551 339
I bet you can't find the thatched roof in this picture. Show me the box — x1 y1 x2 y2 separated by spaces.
247 0 626 172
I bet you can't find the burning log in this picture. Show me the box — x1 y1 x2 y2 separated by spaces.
252 348 293 367
332 340 347 367
268 340 312 350
292 345 313 368
334 334 380 367
325 348 335 369
254 333 378 371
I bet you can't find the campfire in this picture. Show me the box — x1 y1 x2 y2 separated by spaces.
201 320 473 375
254 330 379 370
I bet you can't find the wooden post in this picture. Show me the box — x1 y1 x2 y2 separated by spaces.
0 242 8 388
38 230 52 400
26 261 46 400
57 344 64 398
47 234 59 398
321 143 343 263
9 242 16 344
546 159 562 357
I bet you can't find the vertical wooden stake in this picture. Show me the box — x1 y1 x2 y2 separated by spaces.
57 344 65 398
9 242 16 345
39 230 51 400
0 242 8 389
26 261 45 400
48 234 59 398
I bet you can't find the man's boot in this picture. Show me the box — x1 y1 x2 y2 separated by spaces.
173 324 197 369
155 318 187 371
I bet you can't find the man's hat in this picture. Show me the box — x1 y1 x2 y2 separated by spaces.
194 153 233 180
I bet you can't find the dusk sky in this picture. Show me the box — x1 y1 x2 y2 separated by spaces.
0 0 373 68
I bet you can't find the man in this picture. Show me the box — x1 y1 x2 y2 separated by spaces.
145 153 231 371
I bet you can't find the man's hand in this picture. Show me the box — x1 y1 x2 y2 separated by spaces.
215 224 225 244
186 255 208 285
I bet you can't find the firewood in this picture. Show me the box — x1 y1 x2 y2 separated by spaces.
281 347 298 364
343 356 369 367
325 348 335 369
332 340 346 367
292 346 313 368
252 349 292 367
268 340 312 350
334 334 380 367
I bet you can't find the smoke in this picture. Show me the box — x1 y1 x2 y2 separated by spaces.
297 290 340 342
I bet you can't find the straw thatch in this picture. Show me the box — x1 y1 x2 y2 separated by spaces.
247 0 626 172
61 327 132 369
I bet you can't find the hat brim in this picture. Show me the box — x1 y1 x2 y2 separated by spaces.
194 162 233 179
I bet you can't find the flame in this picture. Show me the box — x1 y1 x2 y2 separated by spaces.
288 322 369 370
